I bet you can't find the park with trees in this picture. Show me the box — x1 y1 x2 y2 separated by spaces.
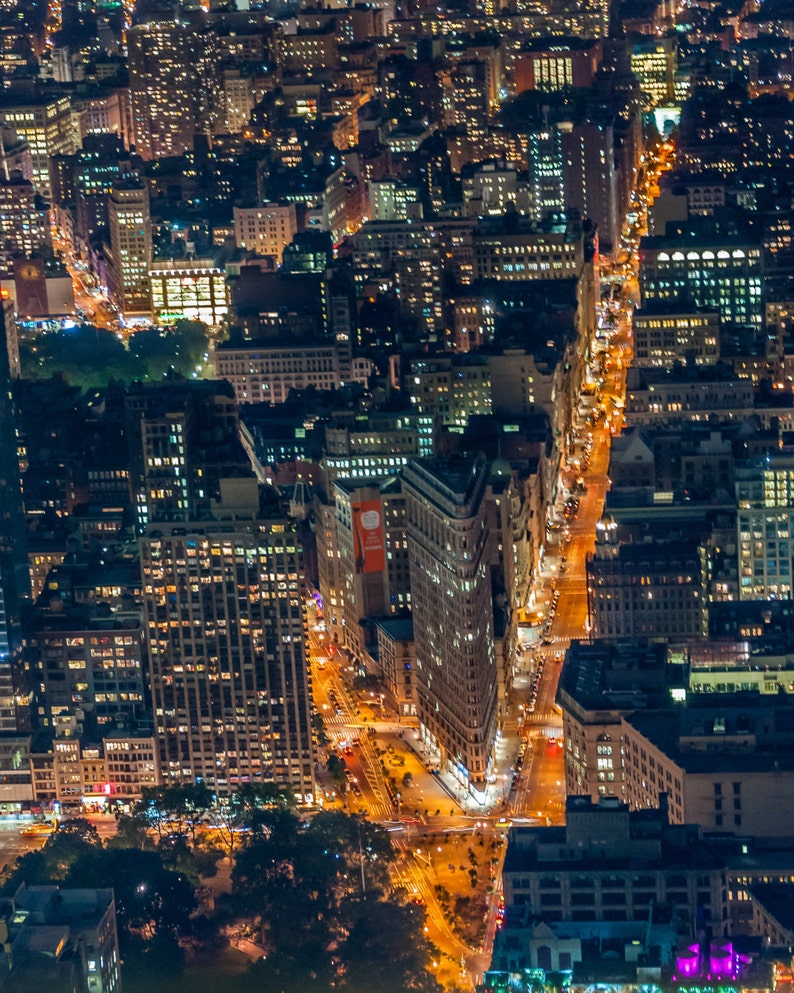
0 785 446 993
18 319 210 389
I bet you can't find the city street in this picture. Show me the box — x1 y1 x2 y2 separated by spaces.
301 139 674 989
50 225 120 331
0 821 50 876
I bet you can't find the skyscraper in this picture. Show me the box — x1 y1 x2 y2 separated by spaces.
125 380 247 529
0 293 27 734
128 19 198 161
0 175 49 263
560 120 620 254
527 124 565 222
0 90 74 198
107 179 152 318
403 456 498 801
140 485 315 798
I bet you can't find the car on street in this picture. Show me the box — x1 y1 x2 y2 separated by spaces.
20 823 55 837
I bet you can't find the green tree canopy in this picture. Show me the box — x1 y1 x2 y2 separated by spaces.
127 320 208 380
212 782 296 855
19 326 142 388
66 847 197 942
339 896 443 993
231 810 440 992
134 783 214 843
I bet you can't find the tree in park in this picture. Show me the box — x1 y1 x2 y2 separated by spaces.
127 319 209 380
134 782 213 843
212 782 296 856
232 809 441 993
107 811 155 851
232 810 391 943
20 325 142 387
338 897 443 993
65 847 197 942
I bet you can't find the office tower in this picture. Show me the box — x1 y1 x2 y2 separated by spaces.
369 178 423 222
527 124 565 221
0 91 74 198
0 291 27 734
232 203 298 263
735 454 794 600
560 120 620 254
140 497 315 798
107 179 152 318
72 134 135 253
410 356 492 429
630 37 676 110
125 379 246 528
0 175 49 262
639 227 763 328
403 456 498 801
219 68 256 136
441 61 491 142
0 584 17 732
128 20 198 161
27 601 145 733
395 243 444 336
321 410 435 489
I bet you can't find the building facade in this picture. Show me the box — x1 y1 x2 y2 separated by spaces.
149 258 229 326
140 514 315 799
107 180 152 318
128 20 199 161
403 456 498 799
232 204 297 263
632 305 720 366
214 341 371 405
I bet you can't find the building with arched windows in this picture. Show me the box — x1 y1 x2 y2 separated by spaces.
639 232 763 328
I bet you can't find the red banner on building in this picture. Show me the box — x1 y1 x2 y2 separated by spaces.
352 500 385 574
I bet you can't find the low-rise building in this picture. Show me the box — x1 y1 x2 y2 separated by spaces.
588 536 706 640
374 617 417 718
624 365 754 425
1 884 121 993
502 795 725 931
557 639 673 803
622 698 794 838
149 258 229 326
214 339 371 405
632 303 720 367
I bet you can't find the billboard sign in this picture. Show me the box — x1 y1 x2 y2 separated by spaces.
352 500 385 574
